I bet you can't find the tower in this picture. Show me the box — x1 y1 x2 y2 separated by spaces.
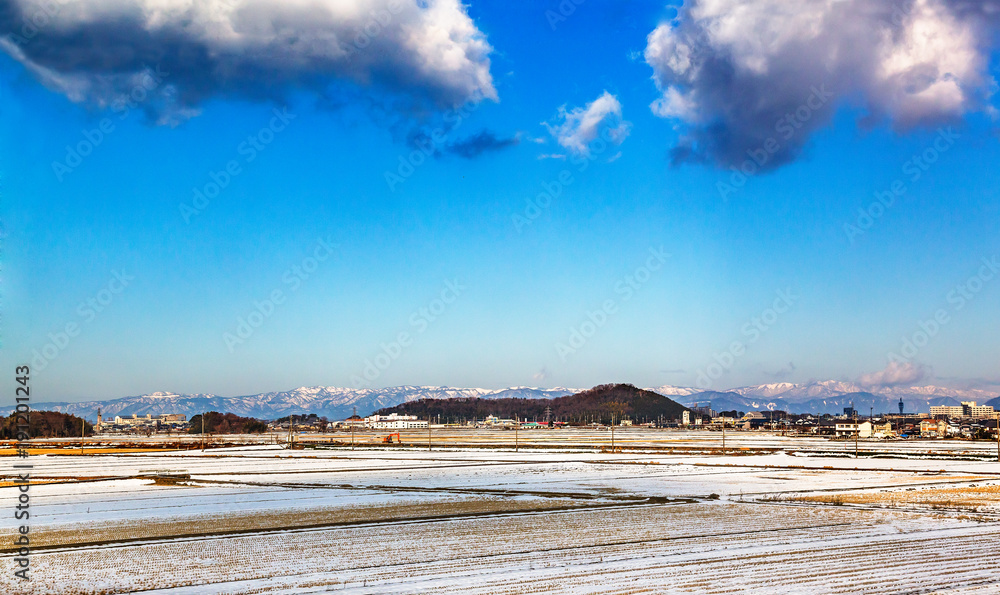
96 408 102 432
898 398 904 416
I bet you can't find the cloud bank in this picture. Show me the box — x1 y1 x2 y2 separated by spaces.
645 0 1000 170
0 0 496 122
858 361 928 388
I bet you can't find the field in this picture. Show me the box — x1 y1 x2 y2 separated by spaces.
3 429 1000 593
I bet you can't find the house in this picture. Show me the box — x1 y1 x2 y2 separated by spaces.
920 419 948 438
743 418 771 430
335 416 365 429
871 422 894 439
835 420 872 439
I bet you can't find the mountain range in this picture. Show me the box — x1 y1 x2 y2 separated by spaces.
678 381 1000 415
11 381 998 422
15 386 576 422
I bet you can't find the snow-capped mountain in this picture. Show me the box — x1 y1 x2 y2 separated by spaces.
20 386 579 422
676 381 998 415
731 380 995 402
15 381 998 421
645 385 702 398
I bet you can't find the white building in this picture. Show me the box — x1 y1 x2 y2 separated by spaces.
114 414 156 427
111 413 187 429
964 402 996 418
930 405 964 417
364 413 428 429
835 420 872 438
482 415 517 427
929 402 996 419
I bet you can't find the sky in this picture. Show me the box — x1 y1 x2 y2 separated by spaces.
1 0 999 401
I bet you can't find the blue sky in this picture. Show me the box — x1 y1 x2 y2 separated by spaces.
1 0 999 400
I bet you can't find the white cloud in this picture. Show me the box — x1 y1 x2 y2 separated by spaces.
644 0 999 169
858 361 928 388
0 0 496 122
544 90 631 156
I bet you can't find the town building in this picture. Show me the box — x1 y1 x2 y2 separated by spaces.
835 420 872 438
109 413 187 432
158 413 187 422
929 402 996 419
871 422 895 439
920 418 949 437
364 413 428 429
711 416 738 426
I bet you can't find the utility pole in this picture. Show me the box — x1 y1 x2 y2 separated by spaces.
611 412 615 453
995 413 999 463
853 409 858 458
201 412 206 452
515 414 519 453
81 418 86 455
722 421 726 455
351 406 356 451
427 417 432 452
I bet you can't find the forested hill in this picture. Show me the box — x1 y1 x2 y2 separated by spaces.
376 383 690 424
0 410 94 438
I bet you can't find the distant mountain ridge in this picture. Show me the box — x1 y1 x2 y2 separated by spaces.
17 386 578 422
13 380 998 421
679 380 999 415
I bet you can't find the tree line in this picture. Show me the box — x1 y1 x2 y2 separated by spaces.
188 412 268 434
0 411 93 438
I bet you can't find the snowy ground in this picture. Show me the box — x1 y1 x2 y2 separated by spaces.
3 433 1000 593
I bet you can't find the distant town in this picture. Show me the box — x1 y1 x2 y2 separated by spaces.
92 400 999 441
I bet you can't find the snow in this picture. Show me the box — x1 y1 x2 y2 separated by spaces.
3 433 1000 593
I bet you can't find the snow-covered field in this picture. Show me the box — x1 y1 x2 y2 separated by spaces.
3 435 1000 593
